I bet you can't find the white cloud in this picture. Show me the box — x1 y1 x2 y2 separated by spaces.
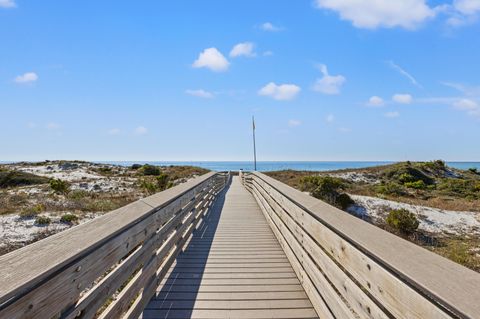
108 128 121 135
185 89 214 99
260 22 283 32
192 48 229 72
288 119 302 127
385 111 400 118
14 72 38 84
134 126 147 135
387 61 422 88
453 98 478 110
326 114 335 123
258 82 301 101
392 93 413 104
0 0 16 8
367 96 385 107
314 0 436 29
312 64 346 95
453 0 480 15
263 51 273 57
230 42 256 58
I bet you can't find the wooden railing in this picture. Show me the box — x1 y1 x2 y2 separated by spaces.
242 171 480 319
0 172 230 319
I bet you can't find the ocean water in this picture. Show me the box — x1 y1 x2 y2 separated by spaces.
101 161 480 172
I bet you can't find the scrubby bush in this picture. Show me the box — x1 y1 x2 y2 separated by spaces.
156 173 170 191
404 180 427 190
386 209 419 234
50 178 70 195
140 164 160 176
300 176 353 209
0 170 49 188
376 182 406 196
437 179 479 197
383 164 433 186
131 164 142 170
140 179 158 194
421 160 446 171
60 213 79 223
468 167 479 174
19 203 45 218
337 193 355 210
35 215 51 225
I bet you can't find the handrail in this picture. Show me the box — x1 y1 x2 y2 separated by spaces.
242 171 480 319
0 171 231 319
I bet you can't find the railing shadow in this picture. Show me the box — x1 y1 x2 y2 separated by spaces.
142 178 230 318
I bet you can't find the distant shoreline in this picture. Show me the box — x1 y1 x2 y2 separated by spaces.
2 160 480 172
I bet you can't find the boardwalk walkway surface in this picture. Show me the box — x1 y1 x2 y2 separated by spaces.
141 176 318 319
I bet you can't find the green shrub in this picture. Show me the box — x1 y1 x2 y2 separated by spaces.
301 176 353 209
376 182 406 196
131 164 142 170
50 178 70 195
139 179 158 194
398 173 417 184
404 180 427 189
386 209 419 234
35 215 51 225
60 213 79 223
468 167 478 174
421 160 446 171
337 193 354 210
0 171 49 188
86 199 117 212
140 165 160 176
437 179 479 197
19 203 45 218
156 173 170 191
384 164 433 185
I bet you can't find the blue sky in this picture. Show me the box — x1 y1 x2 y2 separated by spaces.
1 0 479 161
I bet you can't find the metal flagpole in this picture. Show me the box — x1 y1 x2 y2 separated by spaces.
252 116 257 171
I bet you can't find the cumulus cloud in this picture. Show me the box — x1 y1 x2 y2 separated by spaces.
230 42 256 58
134 126 148 135
454 0 480 15
288 119 302 127
14 72 38 84
314 0 436 29
185 89 215 99
260 22 283 32
367 96 385 107
326 114 335 123
312 64 346 95
192 48 229 72
392 93 413 104
258 82 301 101
0 0 16 8
385 111 400 118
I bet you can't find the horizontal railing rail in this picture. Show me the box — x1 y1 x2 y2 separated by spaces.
0 171 230 319
242 171 480 319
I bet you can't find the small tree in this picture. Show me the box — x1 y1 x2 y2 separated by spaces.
49 178 70 195
386 209 419 235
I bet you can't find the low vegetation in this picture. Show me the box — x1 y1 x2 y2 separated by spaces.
0 170 49 188
300 176 354 209
266 161 480 272
0 161 210 256
386 209 419 235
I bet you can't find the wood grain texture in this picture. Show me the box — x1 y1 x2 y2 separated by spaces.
246 172 480 319
141 176 318 319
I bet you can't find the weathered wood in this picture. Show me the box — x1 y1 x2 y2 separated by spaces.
0 172 228 319
140 176 319 319
245 172 480 319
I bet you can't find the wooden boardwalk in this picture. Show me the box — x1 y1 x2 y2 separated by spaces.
141 176 318 319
